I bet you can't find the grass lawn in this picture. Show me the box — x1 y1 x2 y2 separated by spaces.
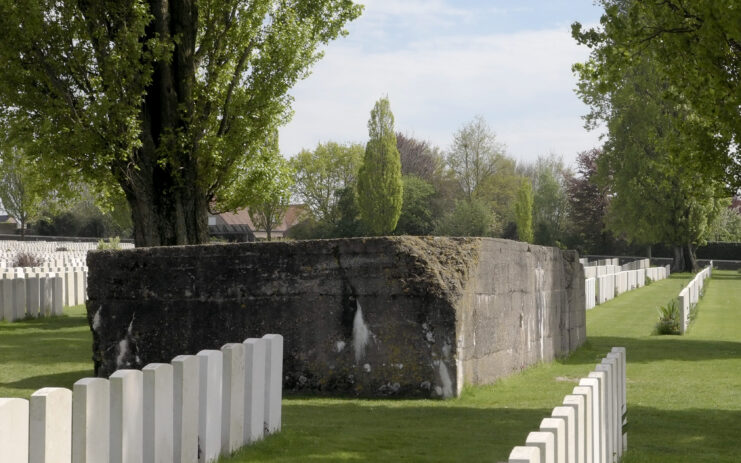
0 305 94 399
2 271 740 462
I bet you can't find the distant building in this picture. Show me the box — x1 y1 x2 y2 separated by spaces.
0 215 18 235
208 204 307 242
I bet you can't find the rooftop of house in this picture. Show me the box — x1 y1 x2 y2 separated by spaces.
213 204 307 232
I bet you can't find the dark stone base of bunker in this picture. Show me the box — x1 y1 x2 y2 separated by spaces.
87 237 585 398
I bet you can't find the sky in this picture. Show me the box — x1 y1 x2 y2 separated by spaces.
278 0 606 168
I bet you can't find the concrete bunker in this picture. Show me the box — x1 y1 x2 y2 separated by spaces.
87 236 585 398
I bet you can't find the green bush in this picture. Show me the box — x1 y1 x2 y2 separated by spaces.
97 236 121 250
645 276 653 286
655 298 680 335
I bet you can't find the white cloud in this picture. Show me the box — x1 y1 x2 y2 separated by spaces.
279 3 603 166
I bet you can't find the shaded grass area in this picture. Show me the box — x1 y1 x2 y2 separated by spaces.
2 273 740 462
0 305 94 399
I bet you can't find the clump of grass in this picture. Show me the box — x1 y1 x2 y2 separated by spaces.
655 298 680 335
645 276 653 286
12 252 43 268
97 236 121 250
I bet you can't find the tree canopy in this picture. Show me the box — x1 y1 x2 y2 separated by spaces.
356 97 403 235
0 0 362 246
572 0 740 187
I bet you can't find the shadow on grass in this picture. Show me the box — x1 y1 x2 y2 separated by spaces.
0 369 93 392
226 401 552 463
562 337 741 365
709 273 741 281
0 314 89 332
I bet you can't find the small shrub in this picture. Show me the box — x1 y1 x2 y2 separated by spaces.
645 276 653 286
12 252 43 268
55 246 68 252
97 236 121 250
655 299 680 335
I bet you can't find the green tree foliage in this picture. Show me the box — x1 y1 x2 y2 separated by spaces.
446 116 506 200
514 179 534 243
519 155 571 247
572 1 739 186
395 175 436 235
33 189 133 239
434 198 494 237
475 155 521 228
580 57 726 271
218 131 293 241
290 142 363 225
0 0 362 246
356 97 403 235
0 143 48 237
707 203 741 242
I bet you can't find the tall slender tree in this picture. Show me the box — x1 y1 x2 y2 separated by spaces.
356 97 403 235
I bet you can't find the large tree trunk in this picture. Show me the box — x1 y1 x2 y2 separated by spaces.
686 243 699 273
119 0 206 247
671 245 685 273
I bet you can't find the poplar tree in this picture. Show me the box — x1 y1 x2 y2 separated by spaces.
356 97 403 235
514 179 534 243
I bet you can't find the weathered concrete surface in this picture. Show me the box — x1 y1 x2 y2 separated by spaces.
87 237 585 398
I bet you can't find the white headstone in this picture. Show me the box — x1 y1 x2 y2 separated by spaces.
588 371 608 463
572 386 593 463
579 378 601 463
509 446 542 463
197 350 223 463
52 276 64 316
540 417 566 463
243 338 266 444
72 377 110 463
563 394 586 463
143 363 174 463
110 369 143 463
40 277 53 316
30 387 73 463
263 334 283 434
221 343 246 454
525 431 554 463
552 406 575 463
172 355 199 463
1 278 14 321
0 398 29 463
13 278 26 320
26 276 40 318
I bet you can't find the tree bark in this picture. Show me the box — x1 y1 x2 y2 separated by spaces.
671 245 685 273
686 242 699 273
119 0 207 247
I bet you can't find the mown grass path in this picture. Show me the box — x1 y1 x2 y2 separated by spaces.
1 272 739 462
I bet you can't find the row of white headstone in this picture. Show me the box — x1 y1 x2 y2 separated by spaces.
508 347 627 463
0 267 87 321
678 264 712 334
585 265 670 310
0 334 283 463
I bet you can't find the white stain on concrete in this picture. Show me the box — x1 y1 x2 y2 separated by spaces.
438 360 453 399
116 339 129 368
535 263 547 361
352 300 372 363
363 363 371 373
92 306 101 331
335 340 346 353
